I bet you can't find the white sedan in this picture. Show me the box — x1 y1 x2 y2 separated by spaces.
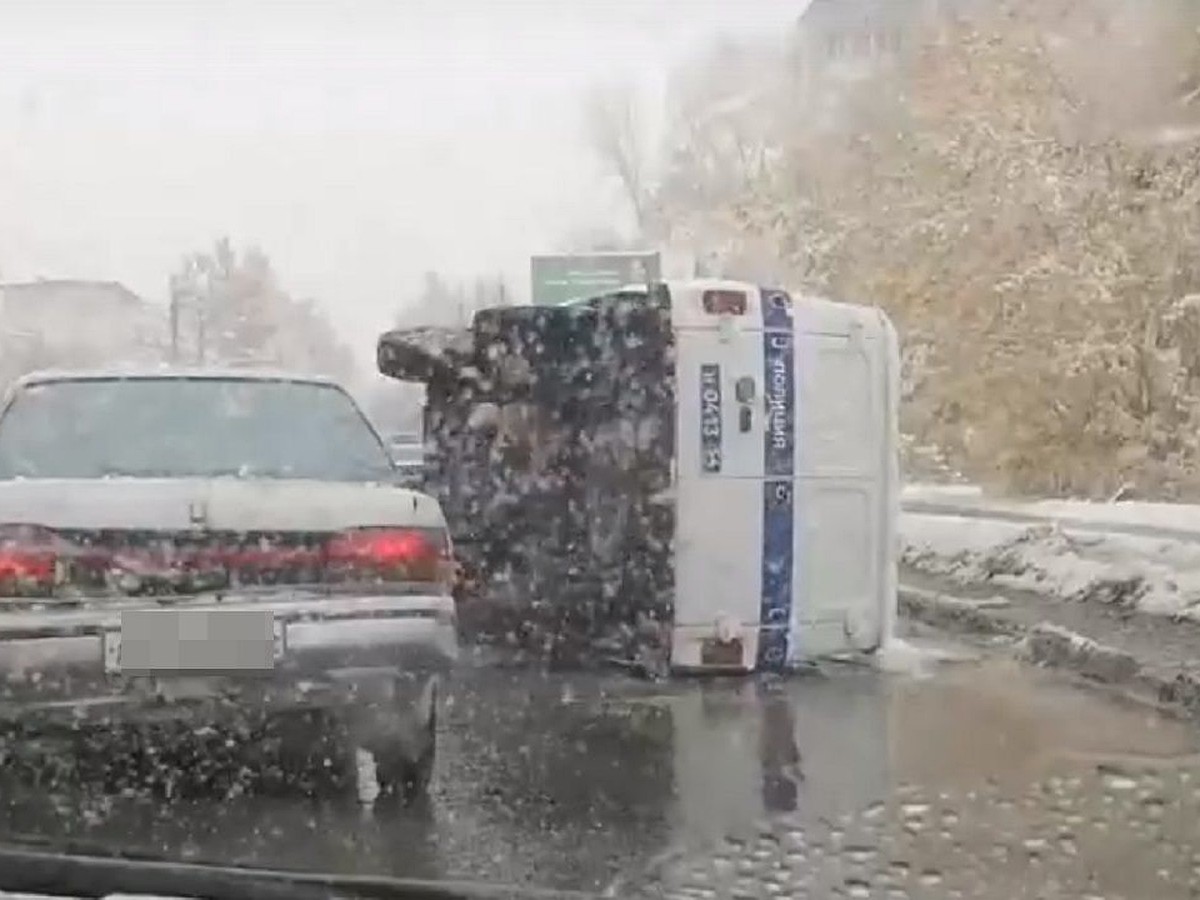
0 368 459 801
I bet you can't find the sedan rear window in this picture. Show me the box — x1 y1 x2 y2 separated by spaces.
0 377 395 482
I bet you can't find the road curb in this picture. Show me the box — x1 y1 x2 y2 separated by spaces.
901 498 1200 543
899 585 1200 720
898 585 1019 636
1021 623 1139 685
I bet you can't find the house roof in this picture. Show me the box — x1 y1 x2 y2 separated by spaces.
0 280 146 306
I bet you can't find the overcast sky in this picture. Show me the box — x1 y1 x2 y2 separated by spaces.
0 0 802 371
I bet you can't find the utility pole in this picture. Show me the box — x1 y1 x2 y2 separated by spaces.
192 259 209 365
195 295 206 365
168 273 181 363
169 258 211 365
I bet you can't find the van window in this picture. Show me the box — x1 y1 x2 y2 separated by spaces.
804 343 873 471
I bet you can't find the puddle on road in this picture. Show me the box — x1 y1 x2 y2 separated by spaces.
888 657 1200 790
644 658 1200 900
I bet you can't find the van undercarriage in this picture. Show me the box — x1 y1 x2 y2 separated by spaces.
378 293 676 666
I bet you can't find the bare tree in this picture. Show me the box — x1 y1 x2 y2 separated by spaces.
394 271 512 331
556 224 635 253
585 83 655 234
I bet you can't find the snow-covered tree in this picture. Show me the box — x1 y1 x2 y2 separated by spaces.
171 239 355 382
593 0 1200 498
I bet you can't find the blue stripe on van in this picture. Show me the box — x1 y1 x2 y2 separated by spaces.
758 480 794 669
758 288 796 671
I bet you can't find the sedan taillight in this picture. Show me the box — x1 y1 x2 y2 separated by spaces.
325 527 455 594
0 524 459 598
0 524 62 595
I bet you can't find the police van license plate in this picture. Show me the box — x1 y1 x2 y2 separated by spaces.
700 637 744 668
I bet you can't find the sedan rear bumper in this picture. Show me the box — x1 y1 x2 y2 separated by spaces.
0 591 458 725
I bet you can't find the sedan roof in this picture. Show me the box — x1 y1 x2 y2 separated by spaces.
12 367 343 390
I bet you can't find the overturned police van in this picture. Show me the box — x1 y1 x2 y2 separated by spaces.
377 280 900 673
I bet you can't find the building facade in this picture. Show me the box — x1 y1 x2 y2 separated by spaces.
0 280 168 385
789 0 979 132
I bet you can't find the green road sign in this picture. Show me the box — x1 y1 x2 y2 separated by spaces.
530 251 662 307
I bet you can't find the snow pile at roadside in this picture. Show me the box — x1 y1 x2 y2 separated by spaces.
874 634 979 678
900 511 1200 619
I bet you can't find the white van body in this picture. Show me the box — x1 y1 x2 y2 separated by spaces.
664 279 900 673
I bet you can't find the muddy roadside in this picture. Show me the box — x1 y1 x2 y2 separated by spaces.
900 565 1200 721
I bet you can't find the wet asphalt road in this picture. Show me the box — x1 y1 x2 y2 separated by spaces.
1 648 1200 897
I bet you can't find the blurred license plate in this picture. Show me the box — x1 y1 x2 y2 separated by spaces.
150 676 221 701
700 637 744 668
103 609 277 675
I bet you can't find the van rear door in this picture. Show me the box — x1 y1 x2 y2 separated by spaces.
671 282 792 673
671 283 893 672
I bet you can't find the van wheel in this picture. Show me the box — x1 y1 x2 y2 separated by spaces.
375 701 437 804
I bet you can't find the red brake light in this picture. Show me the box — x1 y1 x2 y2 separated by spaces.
0 549 54 582
325 527 453 591
702 290 747 316
333 530 432 565
0 525 59 594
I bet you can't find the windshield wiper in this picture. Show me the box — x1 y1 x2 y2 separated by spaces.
0 840 601 900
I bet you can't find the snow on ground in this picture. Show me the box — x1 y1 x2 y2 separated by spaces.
874 634 980 678
903 483 1200 533
901 510 1200 620
902 484 986 504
